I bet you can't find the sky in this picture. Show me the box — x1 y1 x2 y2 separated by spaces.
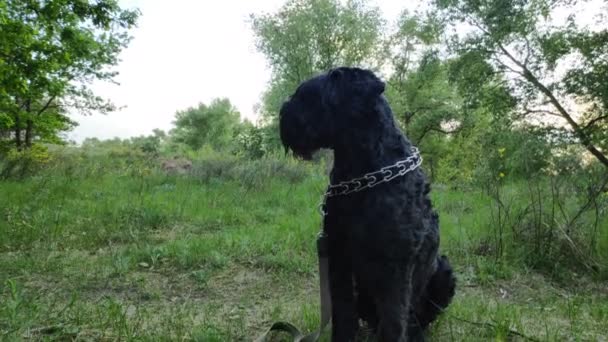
68 0 415 142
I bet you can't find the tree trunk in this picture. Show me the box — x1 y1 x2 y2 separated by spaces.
25 119 34 148
14 114 22 149
522 70 608 168
24 99 33 148
495 43 608 168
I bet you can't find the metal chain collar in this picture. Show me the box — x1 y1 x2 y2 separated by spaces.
319 147 423 216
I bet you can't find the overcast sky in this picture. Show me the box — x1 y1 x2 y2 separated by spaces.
68 0 417 142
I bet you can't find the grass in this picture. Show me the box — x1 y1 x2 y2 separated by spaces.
0 151 607 341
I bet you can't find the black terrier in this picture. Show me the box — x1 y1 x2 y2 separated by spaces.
279 67 456 341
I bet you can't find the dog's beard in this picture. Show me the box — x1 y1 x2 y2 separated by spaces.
279 109 323 161
280 128 316 160
284 145 314 160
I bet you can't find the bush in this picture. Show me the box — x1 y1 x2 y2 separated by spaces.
481 150 608 280
190 151 310 189
0 144 52 179
232 123 277 159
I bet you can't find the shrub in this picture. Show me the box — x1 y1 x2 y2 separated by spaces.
482 150 608 280
0 144 52 179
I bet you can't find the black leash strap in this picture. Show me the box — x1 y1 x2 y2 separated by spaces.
255 232 331 342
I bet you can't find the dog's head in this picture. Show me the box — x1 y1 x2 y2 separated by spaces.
279 67 386 159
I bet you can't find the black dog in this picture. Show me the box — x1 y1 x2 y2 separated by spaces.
279 67 456 341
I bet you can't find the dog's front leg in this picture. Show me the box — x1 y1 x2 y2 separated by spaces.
328 242 357 341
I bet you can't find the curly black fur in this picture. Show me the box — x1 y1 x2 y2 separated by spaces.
280 67 456 341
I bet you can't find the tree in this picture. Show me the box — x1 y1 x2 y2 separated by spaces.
434 0 608 168
232 120 273 159
250 0 384 127
130 129 167 155
0 0 139 150
384 11 472 180
386 13 455 139
170 98 242 151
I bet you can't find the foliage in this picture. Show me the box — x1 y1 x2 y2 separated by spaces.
482 156 608 279
384 10 448 133
0 144 51 179
385 50 464 180
434 0 608 167
250 0 384 126
0 0 139 149
232 121 274 159
170 98 242 151
189 150 311 188
81 137 147 160
387 52 463 146
129 129 167 156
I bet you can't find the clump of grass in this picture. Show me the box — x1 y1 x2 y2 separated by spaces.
190 154 310 188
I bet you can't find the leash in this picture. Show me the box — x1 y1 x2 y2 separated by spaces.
255 232 332 342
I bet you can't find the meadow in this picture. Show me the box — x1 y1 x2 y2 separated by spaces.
1 148 607 341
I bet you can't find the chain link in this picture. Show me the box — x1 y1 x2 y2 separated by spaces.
319 147 422 215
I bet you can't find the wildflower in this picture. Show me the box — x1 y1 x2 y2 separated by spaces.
498 147 506 157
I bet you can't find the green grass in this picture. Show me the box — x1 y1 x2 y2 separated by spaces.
0 152 607 341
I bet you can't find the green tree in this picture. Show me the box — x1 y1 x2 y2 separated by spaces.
386 12 454 138
384 12 469 180
389 53 463 144
170 98 241 151
251 0 384 127
0 0 139 150
232 120 271 159
434 0 608 168
130 129 167 155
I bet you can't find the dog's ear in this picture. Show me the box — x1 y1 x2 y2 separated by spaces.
328 68 344 82
359 69 385 98
324 67 385 109
323 68 345 108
